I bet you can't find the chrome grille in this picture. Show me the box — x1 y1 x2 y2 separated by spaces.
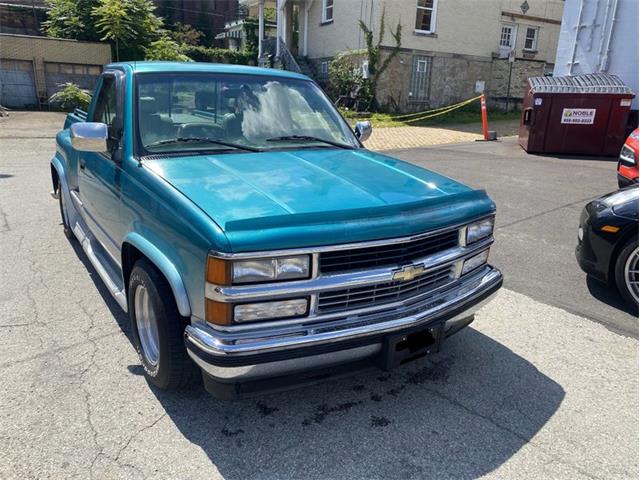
317 264 454 313
319 229 459 273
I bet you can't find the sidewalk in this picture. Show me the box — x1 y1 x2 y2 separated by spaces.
366 119 520 151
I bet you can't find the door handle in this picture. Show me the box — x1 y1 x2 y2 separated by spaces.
79 159 86 171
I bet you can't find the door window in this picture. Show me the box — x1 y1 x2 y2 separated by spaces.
92 76 120 143
499 24 516 57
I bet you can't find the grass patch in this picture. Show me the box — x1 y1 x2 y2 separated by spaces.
342 102 522 128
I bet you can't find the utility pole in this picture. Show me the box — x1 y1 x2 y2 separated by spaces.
506 48 515 111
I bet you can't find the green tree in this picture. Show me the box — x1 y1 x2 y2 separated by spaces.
145 36 192 61
358 8 402 110
43 0 100 41
92 0 163 61
168 22 204 46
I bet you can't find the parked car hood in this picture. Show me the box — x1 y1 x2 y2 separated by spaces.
144 148 495 252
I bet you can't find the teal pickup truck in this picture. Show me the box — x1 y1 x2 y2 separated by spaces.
51 62 502 399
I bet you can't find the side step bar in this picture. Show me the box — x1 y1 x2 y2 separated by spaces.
69 191 128 312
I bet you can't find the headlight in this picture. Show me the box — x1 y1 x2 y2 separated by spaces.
207 254 311 285
466 217 494 244
234 298 308 323
601 188 638 208
461 249 490 276
620 144 637 166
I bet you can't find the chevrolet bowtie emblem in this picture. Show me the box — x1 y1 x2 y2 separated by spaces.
392 263 425 282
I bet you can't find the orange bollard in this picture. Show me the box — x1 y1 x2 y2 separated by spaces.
480 94 490 140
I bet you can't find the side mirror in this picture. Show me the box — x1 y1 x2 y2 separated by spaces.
70 122 108 152
354 120 372 142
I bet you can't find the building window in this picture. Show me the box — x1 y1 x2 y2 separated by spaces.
409 55 432 102
322 0 333 23
415 0 437 33
524 27 538 51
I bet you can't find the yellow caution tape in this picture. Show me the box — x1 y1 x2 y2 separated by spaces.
385 95 482 123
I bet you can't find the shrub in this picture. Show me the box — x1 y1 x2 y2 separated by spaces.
328 51 373 111
49 83 92 111
145 36 192 61
183 46 255 65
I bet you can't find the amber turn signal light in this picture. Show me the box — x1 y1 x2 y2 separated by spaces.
205 299 232 326
600 225 620 233
206 256 231 285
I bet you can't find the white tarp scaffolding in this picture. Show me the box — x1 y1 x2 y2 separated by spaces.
553 0 639 110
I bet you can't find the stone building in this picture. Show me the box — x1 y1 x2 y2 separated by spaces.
153 0 240 46
266 0 563 112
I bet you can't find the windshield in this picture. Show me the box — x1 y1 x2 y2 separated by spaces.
135 73 360 154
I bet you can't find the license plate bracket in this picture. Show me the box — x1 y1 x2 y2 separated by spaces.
378 325 443 371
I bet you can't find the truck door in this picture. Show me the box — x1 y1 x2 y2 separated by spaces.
77 72 125 263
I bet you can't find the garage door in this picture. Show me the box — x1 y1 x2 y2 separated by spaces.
45 62 102 97
0 59 37 108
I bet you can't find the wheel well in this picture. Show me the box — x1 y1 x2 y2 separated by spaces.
608 226 639 283
51 165 59 193
121 242 190 319
121 242 145 295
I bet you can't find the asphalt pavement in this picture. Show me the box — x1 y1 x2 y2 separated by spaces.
390 138 638 337
0 113 637 479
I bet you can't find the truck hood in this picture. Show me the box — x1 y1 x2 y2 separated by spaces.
144 148 495 251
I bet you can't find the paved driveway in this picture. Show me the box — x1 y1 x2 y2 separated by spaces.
364 119 520 151
0 113 637 479
389 138 638 337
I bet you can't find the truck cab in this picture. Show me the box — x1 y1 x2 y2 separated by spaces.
51 62 502 399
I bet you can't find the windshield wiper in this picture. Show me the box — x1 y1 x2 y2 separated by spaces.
146 137 262 152
265 135 354 150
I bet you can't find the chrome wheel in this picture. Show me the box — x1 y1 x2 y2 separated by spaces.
624 246 639 304
134 284 160 367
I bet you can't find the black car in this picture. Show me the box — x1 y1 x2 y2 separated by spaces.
576 187 639 309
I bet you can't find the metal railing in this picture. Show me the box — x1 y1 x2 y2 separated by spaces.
277 38 301 73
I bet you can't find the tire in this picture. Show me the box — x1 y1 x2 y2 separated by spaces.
128 258 200 390
57 179 74 240
614 237 639 309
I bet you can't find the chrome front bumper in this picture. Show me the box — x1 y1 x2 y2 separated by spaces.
185 266 502 384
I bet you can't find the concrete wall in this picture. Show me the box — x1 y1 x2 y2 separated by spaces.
305 0 384 59
0 34 111 103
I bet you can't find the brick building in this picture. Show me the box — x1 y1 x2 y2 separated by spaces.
154 0 240 46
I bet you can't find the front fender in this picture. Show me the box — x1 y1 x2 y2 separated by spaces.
51 153 80 228
123 232 192 317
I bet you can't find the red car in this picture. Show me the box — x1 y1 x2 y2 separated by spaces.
618 128 639 188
